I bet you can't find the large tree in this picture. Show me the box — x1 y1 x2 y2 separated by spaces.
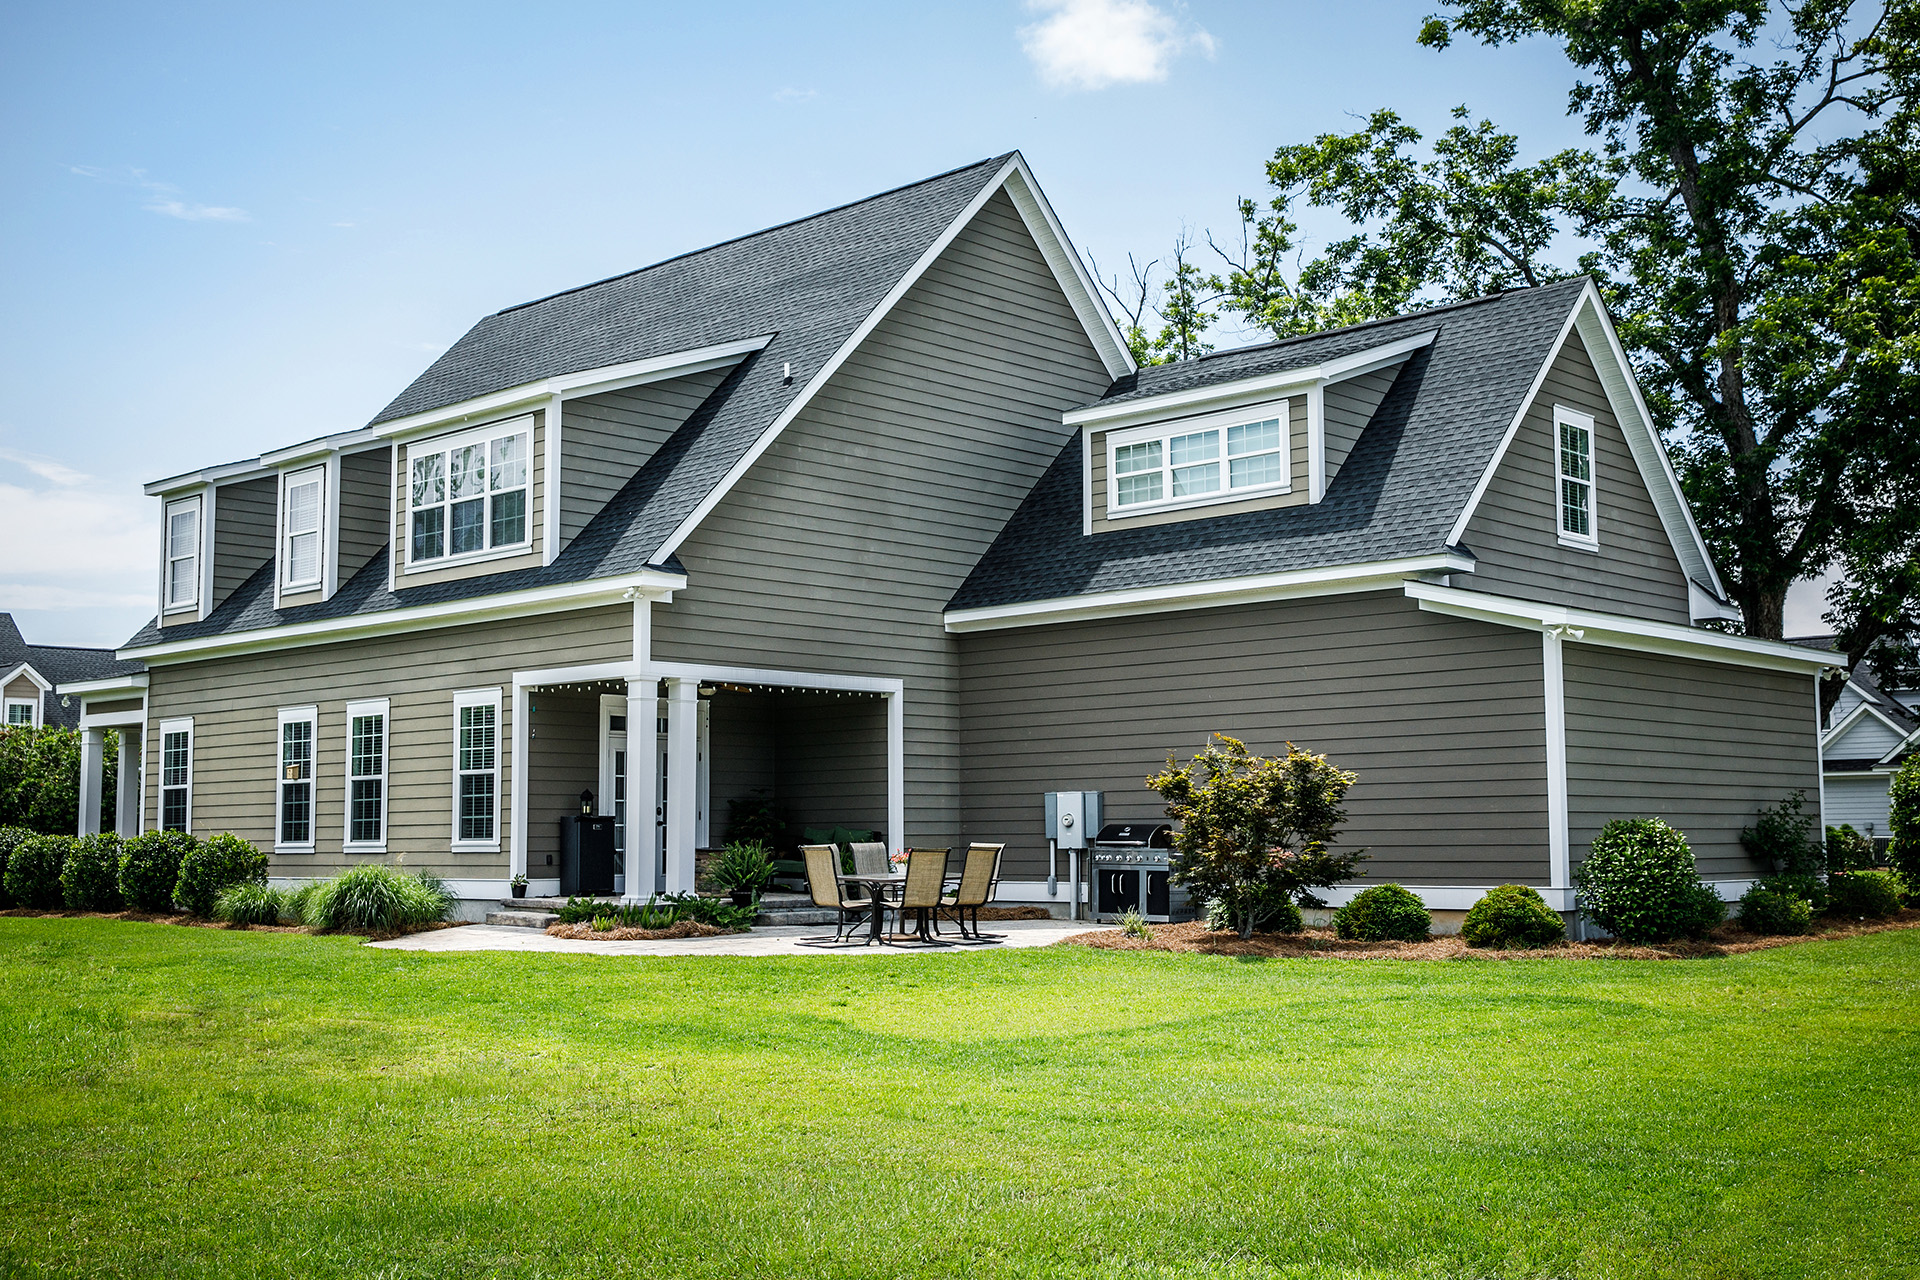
1122 1 1920 708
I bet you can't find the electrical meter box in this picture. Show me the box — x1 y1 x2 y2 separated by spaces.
1043 790 1103 850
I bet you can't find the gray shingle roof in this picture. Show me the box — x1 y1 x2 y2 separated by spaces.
2 613 144 729
947 278 1591 612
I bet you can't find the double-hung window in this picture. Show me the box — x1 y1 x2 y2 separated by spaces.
1108 403 1289 516
282 466 325 590
164 496 202 611
345 698 388 850
276 706 317 849
159 718 193 832
407 418 531 567
453 688 500 848
1554 406 1598 547
5 698 38 728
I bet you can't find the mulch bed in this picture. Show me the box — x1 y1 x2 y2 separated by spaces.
0 907 463 941
1061 909 1920 961
974 905 1053 921
545 919 731 942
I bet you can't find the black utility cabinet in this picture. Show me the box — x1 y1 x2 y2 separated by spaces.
558 815 618 896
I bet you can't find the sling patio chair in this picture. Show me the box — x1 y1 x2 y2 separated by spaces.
847 841 890 878
887 846 952 946
795 843 877 946
936 842 1006 943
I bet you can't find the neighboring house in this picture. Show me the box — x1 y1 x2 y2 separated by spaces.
67 152 1831 919
1805 648 1917 841
1 612 143 731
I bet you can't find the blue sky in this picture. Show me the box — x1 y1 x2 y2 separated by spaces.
0 0 1824 645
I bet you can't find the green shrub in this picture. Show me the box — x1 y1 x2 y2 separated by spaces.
1738 886 1813 935
1331 883 1431 941
214 882 292 927
1825 824 1877 873
709 841 776 893
1757 871 1827 915
1890 756 1920 892
301 865 454 933
1203 893 1303 935
173 832 268 916
60 833 123 911
1575 818 1725 942
118 830 195 912
1740 792 1823 877
0 826 32 907
1824 869 1902 920
3 833 71 908
1461 884 1566 949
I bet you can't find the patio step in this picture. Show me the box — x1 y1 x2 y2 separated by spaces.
755 906 840 926
486 909 560 929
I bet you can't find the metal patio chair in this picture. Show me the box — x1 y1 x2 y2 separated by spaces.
888 846 951 945
795 843 875 945
936 842 1006 943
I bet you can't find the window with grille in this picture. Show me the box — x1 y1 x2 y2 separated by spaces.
346 700 388 848
160 722 192 832
407 418 531 568
1107 401 1290 517
453 690 499 847
277 708 316 847
164 496 202 610
1555 406 1598 546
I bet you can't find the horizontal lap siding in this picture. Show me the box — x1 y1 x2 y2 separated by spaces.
1563 643 1820 878
1460 333 1690 623
1826 713 1905 760
1323 361 1402 484
212 476 276 611
525 690 599 873
710 694 777 843
560 369 727 553
958 591 1552 884
1822 774 1891 835
143 606 631 877
652 189 1113 851
337 449 391 581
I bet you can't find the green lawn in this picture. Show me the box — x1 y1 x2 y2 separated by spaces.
1 921 1915 1280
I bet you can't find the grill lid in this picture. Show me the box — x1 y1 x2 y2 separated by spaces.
1093 822 1172 848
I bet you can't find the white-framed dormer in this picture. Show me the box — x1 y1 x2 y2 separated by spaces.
403 415 535 577
2 662 50 729
273 454 342 611
1104 400 1292 521
158 487 215 623
1553 405 1599 551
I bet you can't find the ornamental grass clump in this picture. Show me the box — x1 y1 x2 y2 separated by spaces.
1824 869 1902 920
1460 884 1566 949
1738 885 1813 936
301 865 454 933
215 883 293 927
60 833 123 911
1575 818 1724 943
1331 883 1431 941
173 832 268 916
117 830 196 913
3 833 71 909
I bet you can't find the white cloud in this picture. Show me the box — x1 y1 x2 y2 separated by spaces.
772 87 818 103
66 164 250 223
144 199 250 222
1784 569 1841 638
1019 0 1215 91
0 452 153 617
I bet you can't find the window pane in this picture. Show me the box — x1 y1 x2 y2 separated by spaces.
411 507 444 561
7 703 34 725
1560 423 1590 481
282 720 312 781
162 732 190 787
288 531 318 584
351 715 383 778
1230 453 1283 489
280 781 311 844
490 434 527 490
1172 462 1220 497
1562 478 1591 536
489 489 526 547
1115 471 1163 506
168 556 196 605
287 479 320 535
350 778 383 843
1227 419 1280 456
460 705 496 771
451 444 486 501
411 454 444 507
1114 441 1161 475
1168 431 1218 467
459 773 495 841
450 498 486 555
162 789 188 832
169 507 198 557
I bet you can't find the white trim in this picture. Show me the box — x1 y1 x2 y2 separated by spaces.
1064 330 1437 429
1405 580 1841 674
452 687 503 852
664 678 698 893
2 662 52 695
274 704 319 852
343 697 391 852
401 415 534 572
1814 678 1829 826
509 683 532 880
76 706 145 731
887 688 905 851
1305 381 1326 504
4 697 40 729
999 158 1135 381
162 493 204 613
323 453 342 599
1080 426 1093 538
1821 698 1907 750
121 569 684 664
543 395 562 564
145 458 276 496
158 716 194 833
943 554 1474 633
1102 401 1291 520
280 464 328 594
1551 405 1599 550
55 673 148 699
1542 629 1570 889
77 726 105 836
200 484 217 615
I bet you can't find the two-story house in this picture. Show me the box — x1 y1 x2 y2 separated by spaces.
66 153 1831 921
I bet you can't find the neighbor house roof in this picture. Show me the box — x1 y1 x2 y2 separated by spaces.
1 613 144 729
948 277 1594 611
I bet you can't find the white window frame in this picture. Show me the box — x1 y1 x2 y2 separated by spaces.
4 697 39 728
451 687 502 852
163 495 203 612
1553 405 1599 549
159 717 194 832
281 466 326 591
1104 400 1291 519
274 705 318 851
344 697 390 852
404 416 533 573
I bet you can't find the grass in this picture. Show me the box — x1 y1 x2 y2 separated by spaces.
1 921 1915 1279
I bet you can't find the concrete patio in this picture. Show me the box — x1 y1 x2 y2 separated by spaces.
370 917 1107 957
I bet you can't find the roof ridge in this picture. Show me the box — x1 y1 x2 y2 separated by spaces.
494 153 1014 317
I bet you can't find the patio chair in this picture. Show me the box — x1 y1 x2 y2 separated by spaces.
888 847 951 945
847 841 890 878
936 843 1006 943
795 843 875 945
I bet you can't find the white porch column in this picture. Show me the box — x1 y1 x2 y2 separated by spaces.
625 676 658 900
664 678 699 894
509 682 532 881
77 728 105 837
115 728 141 837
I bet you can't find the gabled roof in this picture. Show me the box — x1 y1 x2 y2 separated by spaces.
1 613 144 729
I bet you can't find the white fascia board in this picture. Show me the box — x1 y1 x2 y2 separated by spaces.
260 427 389 469
144 462 269 498
1875 724 1920 767
1405 580 1843 674
1001 156 1135 380
944 554 1473 633
1689 578 1743 624
2 662 52 694
120 569 686 666
1063 330 1438 430
1820 698 1905 749
55 673 149 699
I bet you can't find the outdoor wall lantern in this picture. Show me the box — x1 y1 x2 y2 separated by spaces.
580 789 595 816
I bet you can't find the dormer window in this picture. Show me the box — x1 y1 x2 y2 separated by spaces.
1555 406 1597 548
407 417 531 567
1106 403 1289 517
283 466 325 589
164 495 202 611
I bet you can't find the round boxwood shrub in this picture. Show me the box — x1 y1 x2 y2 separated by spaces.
1738 885 1812 935
302 865 454 933
1574 818 1725 943
0 826 32 907
214 882 292 927
60 833 123 911
1331 883 1432 941
117 830 196 913
1461 883 1567 949
3 834 72 909
173 832 268 916
1824 869 1902 920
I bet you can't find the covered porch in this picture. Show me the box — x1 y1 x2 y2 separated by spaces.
62 673 149 838
510 660 903 899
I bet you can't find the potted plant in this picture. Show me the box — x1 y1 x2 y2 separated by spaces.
509 874 528 899
711 841 775 906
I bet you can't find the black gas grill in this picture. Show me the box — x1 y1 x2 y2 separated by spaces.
1089 822 1193 923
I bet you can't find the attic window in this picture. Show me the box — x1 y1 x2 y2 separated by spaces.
406 417 531 568
283 466 325 590
1554 406 1598 548
1106 401 1289 518
164 495 202 611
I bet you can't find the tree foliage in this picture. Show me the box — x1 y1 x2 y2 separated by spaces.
0 726 116 836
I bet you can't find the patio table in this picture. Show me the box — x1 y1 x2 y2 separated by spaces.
837 870 958 944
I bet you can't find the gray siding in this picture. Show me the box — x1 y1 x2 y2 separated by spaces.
1563 643 1821 879
524 689 600 875
1822 774 1892 836
337 449 390 581
958 591 1552 884
1825 711 1905 761
559 368 728 552
211 476 276 610
1458 332 1691 623
142 606 632 876
1323 361 1403 484
1088 395 1309 533
651 187 1115 851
